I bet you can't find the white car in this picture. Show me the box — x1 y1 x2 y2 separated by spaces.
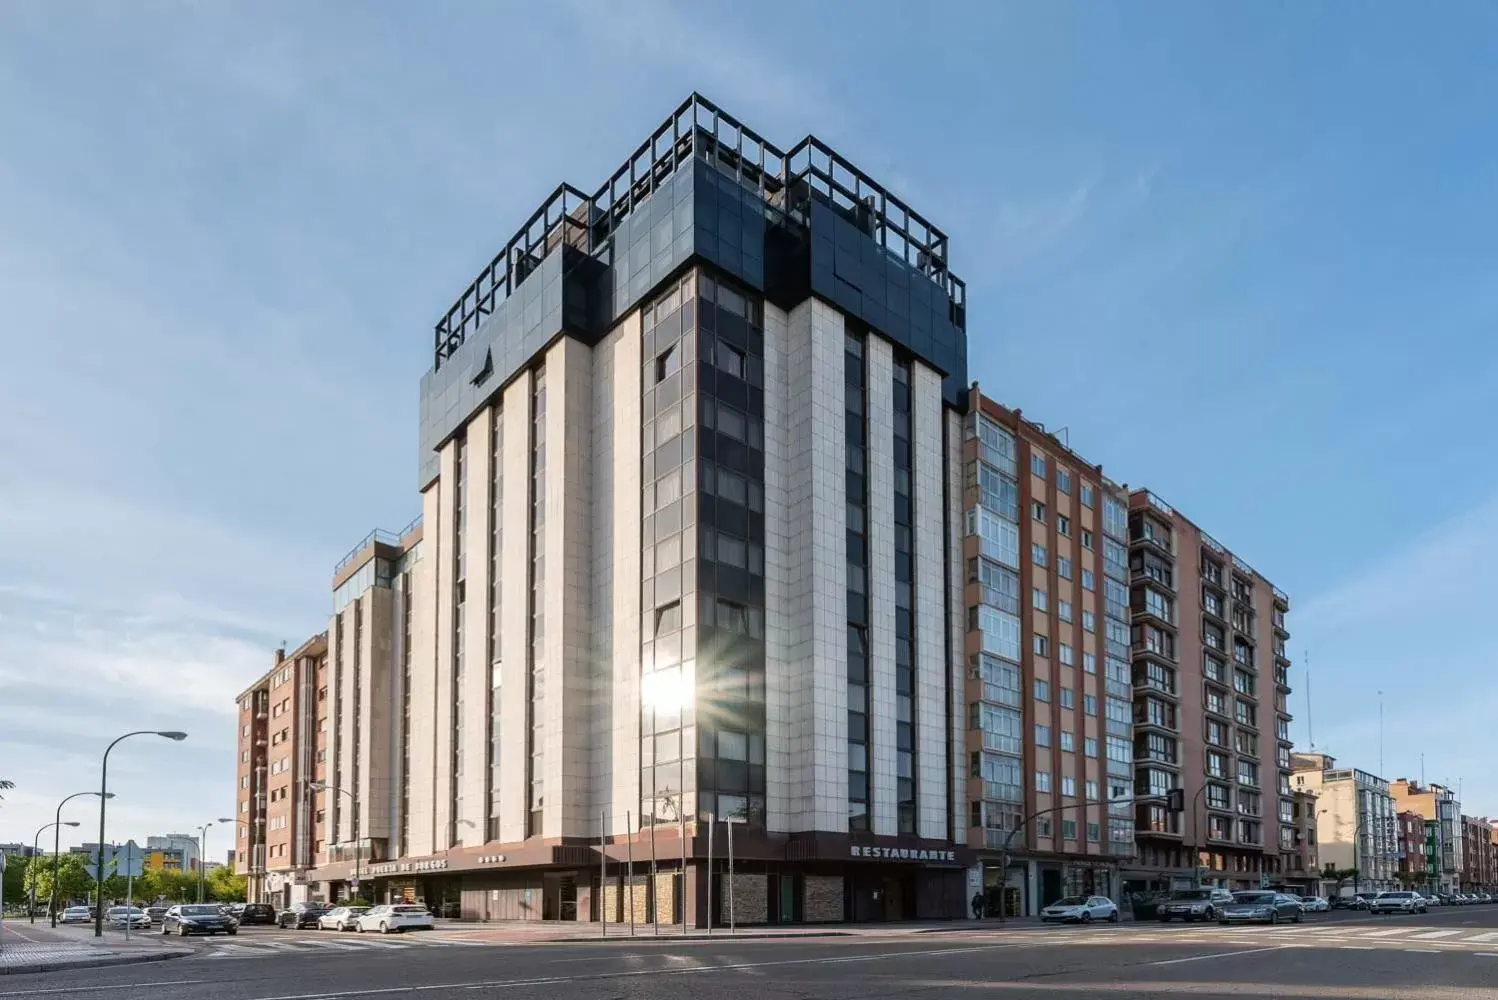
317 906 370 931
1369 891 1427 915
60 906 92 924
1040 895 1120 924
355 904 435 934
1300 896 1331 913
105 906 152 930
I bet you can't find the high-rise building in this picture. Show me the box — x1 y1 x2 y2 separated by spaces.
1389 779 1461 892
235 632 328 905
1461 815 1494 892
1296 752 1397 892
959 393 1135 916
308 94 972 924
1119 493 1295 895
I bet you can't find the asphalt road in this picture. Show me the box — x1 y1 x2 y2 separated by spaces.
10 903 1498 999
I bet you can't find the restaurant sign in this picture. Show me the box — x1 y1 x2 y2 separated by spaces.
850 845 958 863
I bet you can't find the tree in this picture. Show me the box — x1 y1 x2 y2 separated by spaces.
3 854 31 906
0 779 13 804
205 865 247 903
1322 863 1359 895
24 854 94 908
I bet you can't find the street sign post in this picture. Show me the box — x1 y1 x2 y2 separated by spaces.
118 841 143 941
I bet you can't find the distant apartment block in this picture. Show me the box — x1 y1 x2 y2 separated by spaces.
1297 752 1397 891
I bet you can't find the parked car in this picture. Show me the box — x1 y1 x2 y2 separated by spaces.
1479 893 1494 904
316 906 370 932
355 904 436 934
1157 888 1234 923
162 903 237 936
1040 895 1120 924
277 901 329 929
59 906 92 924
144 905 169 925
1419 894 1442 907
105 906 152 930
1299 896 1331 913
1219 891 1303 925
1370 891 1427 915
235 902 278 926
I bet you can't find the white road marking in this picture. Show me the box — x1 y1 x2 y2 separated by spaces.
0 981 213 998
1410 930 1463 939
1468 932 1498 942
1148 946 1283 967
1404 948 1441 953
1338 946 1375 950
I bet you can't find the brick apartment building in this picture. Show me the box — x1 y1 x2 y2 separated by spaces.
235 633 328 906
1395 810 1427 886
1118 492 1295 897
1462 816 1496 892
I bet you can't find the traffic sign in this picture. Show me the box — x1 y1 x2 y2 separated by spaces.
116 841 144 879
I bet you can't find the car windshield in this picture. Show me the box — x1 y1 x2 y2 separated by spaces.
1383 892 1413 899
180 905 221 916
393 905 428 914
1232 892 1275 903
348 907 369 914
1170 890 1212 900
65 907 88 913
1052 896 1089 907
107 908 127 915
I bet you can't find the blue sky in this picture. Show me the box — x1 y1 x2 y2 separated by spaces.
3 1 1496 848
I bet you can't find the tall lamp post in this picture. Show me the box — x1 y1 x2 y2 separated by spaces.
51 792 111 927
311 782 359 900
196 819 234 903
94 730 188 937
30 821 79 923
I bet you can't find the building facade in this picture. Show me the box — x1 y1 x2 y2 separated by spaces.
1119 493 1294 897
1394 810 1426 887
1284 789 1319 892
1461 815 1495 892
145 834 200 872
960 394 1135 916
1389 779 1461 892
1295 752 1397 892
306 94 972 924
235 633 329 905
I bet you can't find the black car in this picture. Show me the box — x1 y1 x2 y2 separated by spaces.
236 902 277 926
278 902 329 929
162 903 238 936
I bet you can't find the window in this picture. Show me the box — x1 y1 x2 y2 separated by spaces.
1034 679 1050 701
1033 588 1048 612
1062 776 1077 798
240 776 249 789
1087 822 1101 842
1086 780 1099 800
1082 610 1096 633
1083 694 1098 716
1082 568 1095 591
1203 653 1225 682
654 345 679 382
1035 725 1051 747
1032 501 1047 523
1206 720 1227 746
1081 484 1095 508
1207 783 1230 810
1031 454 1047 478
1083 652 1096 674
1057 469 1072 494
1057 556 1072 580
1032 543 1048 567
1081 529 1093 550
1060 818 1077 840
1058 643 1074 666
1057 515 1071 537
1060 730 1075 752
1235 700 1257 727
1084 737 1099 757
1034 634 1050 657
1037 817 1052 837
240 750 249 763
714 342 745 379
975 654 1022 706
1204 622 1225 650
1237 760 1259 787
1059 687 1075 709
1058 600 1073 623
1036 771 1052 793
1207 751 1228 778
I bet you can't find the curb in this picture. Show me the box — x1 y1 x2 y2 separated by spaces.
1 949 192 976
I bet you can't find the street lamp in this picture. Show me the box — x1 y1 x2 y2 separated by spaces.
51 792 112 927
196 818 234 903
94 730 188 937
997 795 1164 922
310 781 359 900
30 821 80 923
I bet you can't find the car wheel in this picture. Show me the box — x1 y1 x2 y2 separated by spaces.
1108 912 1120 923
162 925 170 935
380 923 390 934
1081 912 1092 924
227 928 237 936
178 925 188 936
1269 912 1279 925
356 924 364 933
1293 911 1302 924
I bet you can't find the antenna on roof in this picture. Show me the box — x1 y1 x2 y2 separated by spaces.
1305 650 1314 750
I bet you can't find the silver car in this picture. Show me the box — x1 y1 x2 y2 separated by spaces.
105 906 152 930
1369 891 1426 915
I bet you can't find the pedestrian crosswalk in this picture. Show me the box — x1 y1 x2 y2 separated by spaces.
197 932 489 960
969 920 1498 954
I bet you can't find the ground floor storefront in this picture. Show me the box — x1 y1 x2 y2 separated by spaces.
302 829 972 926
974 856 1120 918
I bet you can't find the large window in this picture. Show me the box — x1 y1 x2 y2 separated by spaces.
845 331 870 833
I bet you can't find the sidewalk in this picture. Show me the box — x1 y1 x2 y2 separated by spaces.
0 921 192 976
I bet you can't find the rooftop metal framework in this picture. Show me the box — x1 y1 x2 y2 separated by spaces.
434 93 964 370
